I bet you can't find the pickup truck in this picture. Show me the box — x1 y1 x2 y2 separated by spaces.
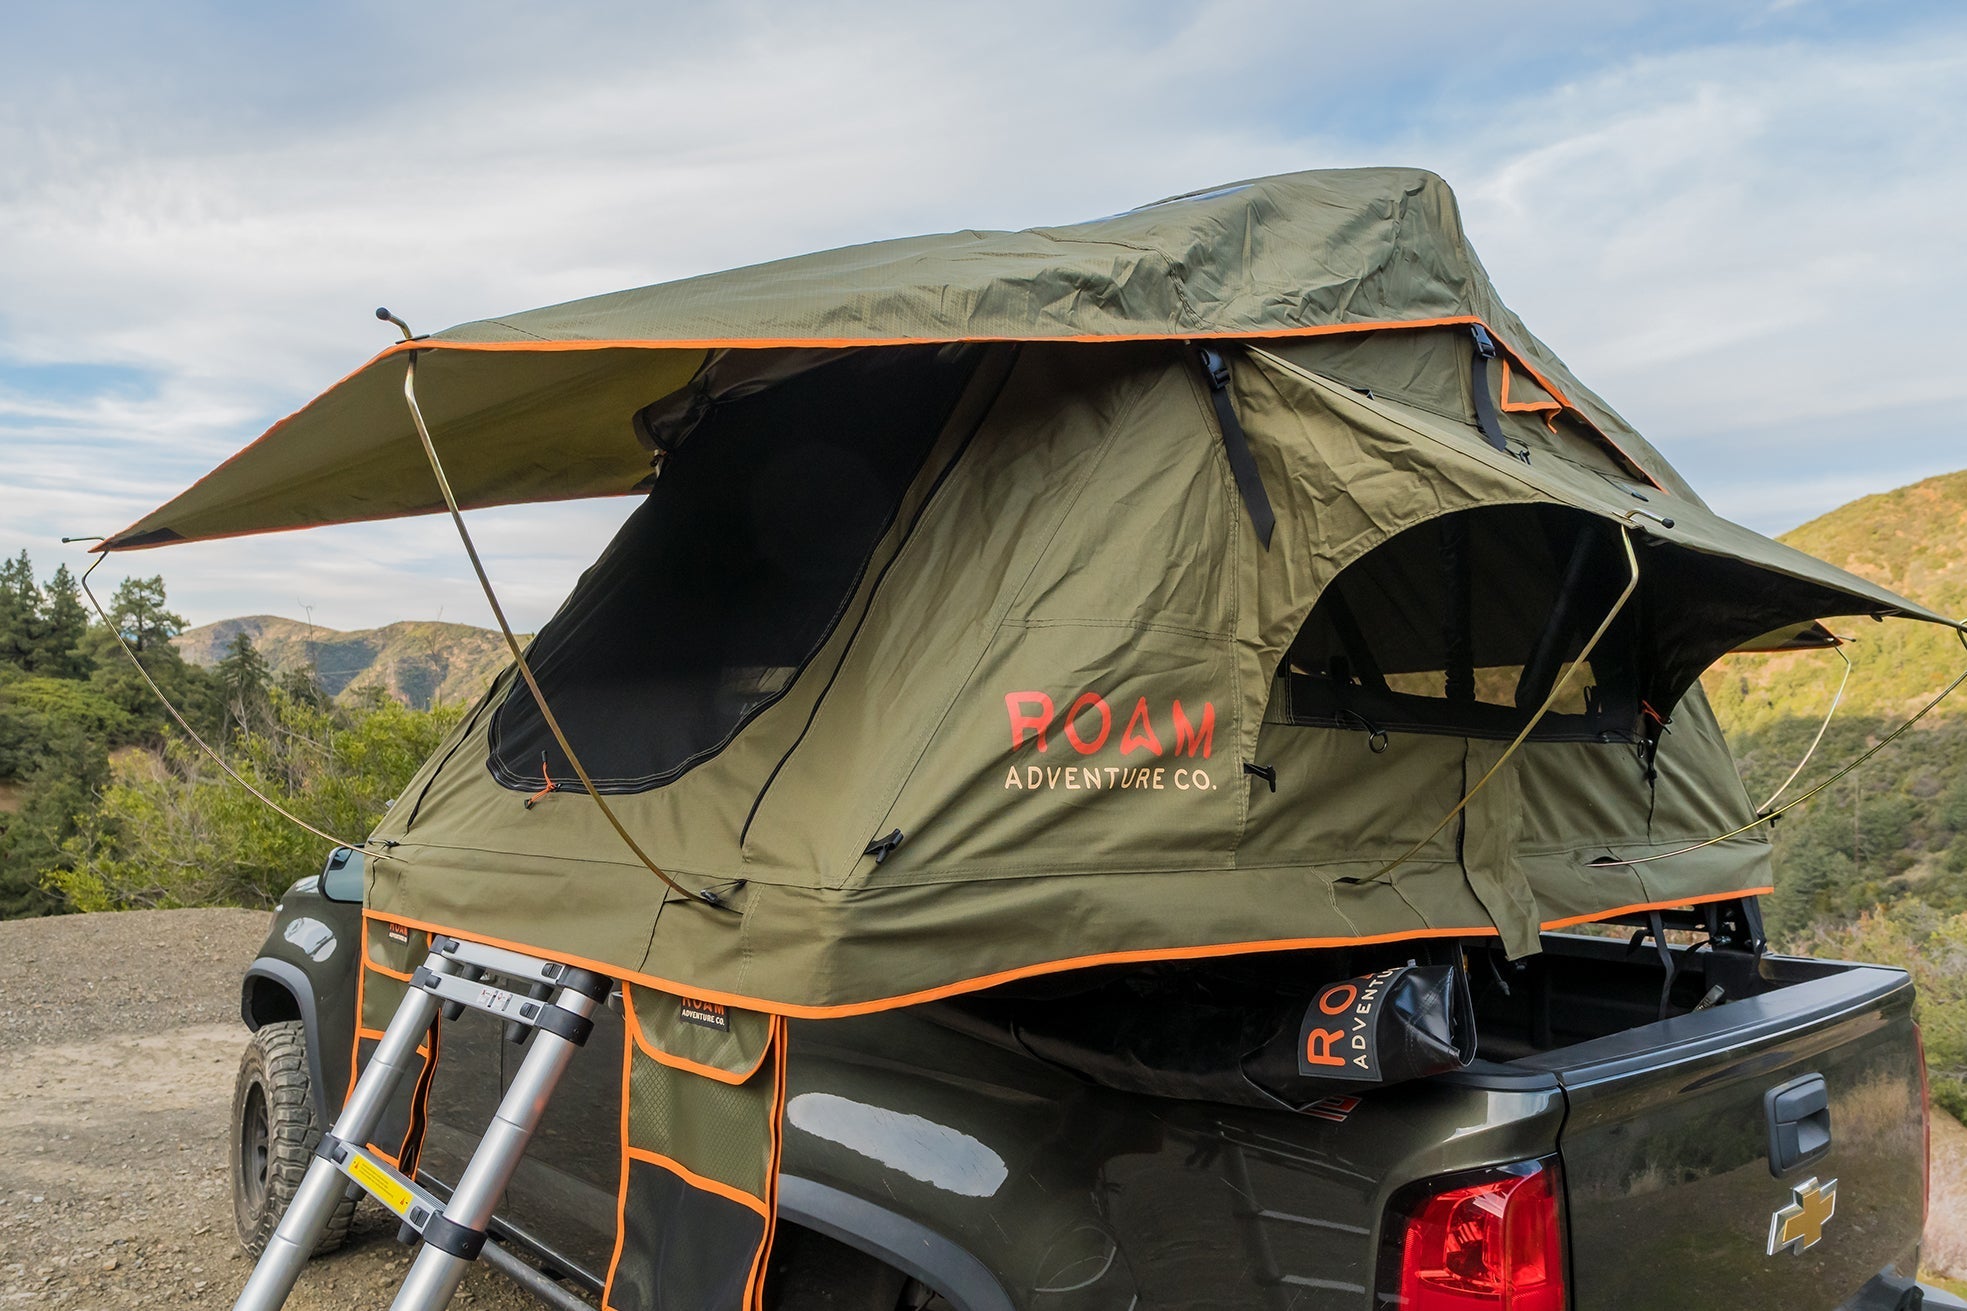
234 846 1942 1310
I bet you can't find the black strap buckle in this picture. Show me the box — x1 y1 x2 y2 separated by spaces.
1243 762 1278 793
1198 346 1234 390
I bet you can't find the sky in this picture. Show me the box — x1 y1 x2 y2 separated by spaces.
2 1 1963 633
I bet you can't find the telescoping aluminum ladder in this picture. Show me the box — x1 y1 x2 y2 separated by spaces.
233 935 610 1311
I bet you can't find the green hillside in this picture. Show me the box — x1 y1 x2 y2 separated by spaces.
175 616 517 710
1694 471 1967 1071
1706 469 1967 734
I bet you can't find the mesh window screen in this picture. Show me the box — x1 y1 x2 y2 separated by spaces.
1274 506 1642 743
489 346 979 794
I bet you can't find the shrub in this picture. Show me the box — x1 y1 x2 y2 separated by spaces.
45 690 461 911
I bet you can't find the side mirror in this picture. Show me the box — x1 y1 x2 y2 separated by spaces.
321 847 366 903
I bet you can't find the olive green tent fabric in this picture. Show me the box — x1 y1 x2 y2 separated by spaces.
104 168 1960 1013
109 168 1707 551
102 347 706 548
355 337 1942 1009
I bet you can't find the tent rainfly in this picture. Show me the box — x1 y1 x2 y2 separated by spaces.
106 168 1958 1311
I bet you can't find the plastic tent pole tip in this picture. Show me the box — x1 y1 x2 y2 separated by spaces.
376 307 415 341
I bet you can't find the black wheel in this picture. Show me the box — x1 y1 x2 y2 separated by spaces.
231 1020 357 1256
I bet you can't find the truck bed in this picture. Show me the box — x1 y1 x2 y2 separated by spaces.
399 928 1927 1309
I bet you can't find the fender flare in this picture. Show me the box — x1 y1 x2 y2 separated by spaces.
241 957 330 1126
778 1176 1014 1311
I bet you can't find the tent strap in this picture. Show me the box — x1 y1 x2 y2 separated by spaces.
1195 346 1275 549
1468 325 1513 456
1754 642 1852 816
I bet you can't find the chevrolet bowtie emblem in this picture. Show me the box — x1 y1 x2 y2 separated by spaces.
1767 1177 1837 1256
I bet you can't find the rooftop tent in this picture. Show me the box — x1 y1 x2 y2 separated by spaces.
105 168 1953 1013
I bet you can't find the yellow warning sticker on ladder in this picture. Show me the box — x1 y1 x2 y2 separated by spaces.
348 1151 415 1217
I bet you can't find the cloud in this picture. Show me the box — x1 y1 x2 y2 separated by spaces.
2 3 1962 627
1438 27 1967 511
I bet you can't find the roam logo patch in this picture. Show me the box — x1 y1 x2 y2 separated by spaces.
1002 691 1216 792
677 997 730 1032
1288 963 1474 1087
1299 969 1397 1077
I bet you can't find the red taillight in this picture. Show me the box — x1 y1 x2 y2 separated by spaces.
1391 1161 1566 1311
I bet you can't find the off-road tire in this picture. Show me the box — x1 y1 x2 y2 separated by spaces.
231 1020 357 1256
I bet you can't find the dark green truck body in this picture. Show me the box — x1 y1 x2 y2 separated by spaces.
240 854 1935 1310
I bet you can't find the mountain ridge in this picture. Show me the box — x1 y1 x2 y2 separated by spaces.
175 615 517 710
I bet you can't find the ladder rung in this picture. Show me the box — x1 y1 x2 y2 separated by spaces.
434 936 567 987
415 967 552 1026
325 1139 444 1233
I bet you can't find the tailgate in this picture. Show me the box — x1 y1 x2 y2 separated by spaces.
1524 955 1924 1310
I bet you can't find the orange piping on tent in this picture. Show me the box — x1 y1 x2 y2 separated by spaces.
1498 361 1562 414
355 883 1784 1021
366 906 1503 1018
601 1032 636 1311
743 1018 789 1311
1540 885 1774 931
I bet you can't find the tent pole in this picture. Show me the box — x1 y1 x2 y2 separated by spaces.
1593 624 1967 869
397 348 712 908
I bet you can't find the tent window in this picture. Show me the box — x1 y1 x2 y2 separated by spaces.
1271 507 1642 743
487 346 979 794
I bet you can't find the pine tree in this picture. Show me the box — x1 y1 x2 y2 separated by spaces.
278 664 329 708
0 551 39 671
84 574 223 741
0 728 106 917
36 564 91 679
216 631 272 729
105 575 184 653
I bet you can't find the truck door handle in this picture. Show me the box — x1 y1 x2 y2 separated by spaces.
1765 1073 1831 1176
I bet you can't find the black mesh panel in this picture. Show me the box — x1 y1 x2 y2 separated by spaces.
488 346 977 793
1276 506 1643 743
607 1159 767 1311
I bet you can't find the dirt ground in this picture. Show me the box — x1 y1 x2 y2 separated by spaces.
3 908 1963 1306
0 908 551 1308
1928 1100 1967 1278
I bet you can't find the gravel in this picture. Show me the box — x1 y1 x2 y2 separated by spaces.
0 908 555 1308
